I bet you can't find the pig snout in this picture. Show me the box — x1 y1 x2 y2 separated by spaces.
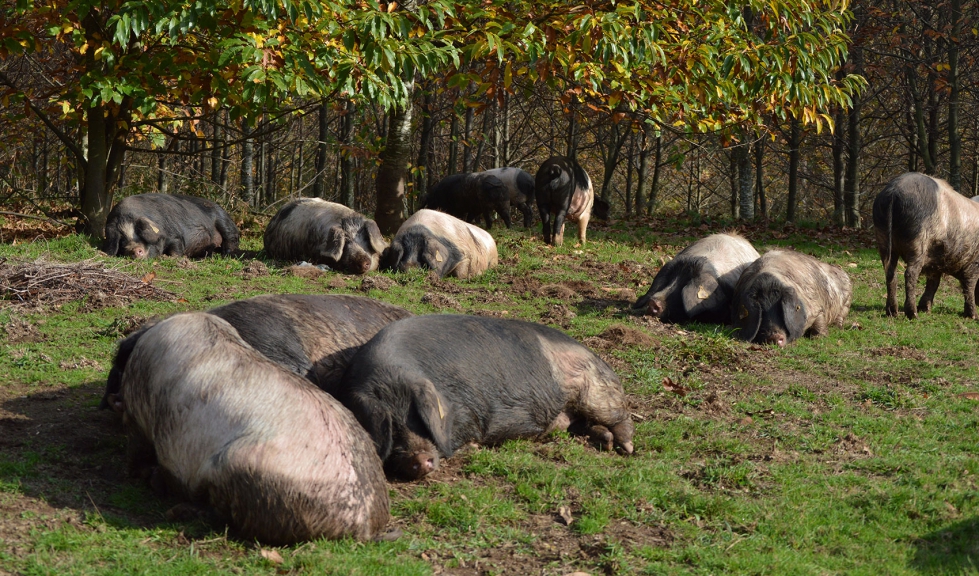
127 244 148 259
389 433 441 480
646 298 665 317
761 331 787 347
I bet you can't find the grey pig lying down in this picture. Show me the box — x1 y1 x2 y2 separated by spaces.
101 294 412 410
634 233 759 323
120 313 391 545
334 315 635 480
730 249 852 347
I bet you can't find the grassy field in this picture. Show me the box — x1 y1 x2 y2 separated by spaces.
0 213 977 575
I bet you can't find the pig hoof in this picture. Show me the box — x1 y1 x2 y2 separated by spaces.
587 425 614 451
616 441 635 455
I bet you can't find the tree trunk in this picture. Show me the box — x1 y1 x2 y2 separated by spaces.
635 128 647 216
241 121 256 206
624 129 635 216
340 100 356 207
415 92 435 208
947 0 962 190
735 139 754 220
832 104 846 226
210 115 223 187
448 112 460 175
375 82 415 234
314 101 330 199
844 43 863 228
787 115 801 222
648 134 661 216
462 105 474 172
754 136 767 218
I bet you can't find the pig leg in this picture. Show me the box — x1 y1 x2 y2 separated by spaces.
539 210 552 244
918 274 942 313
519 203 534 228
903 258 925 319
883 251 901 317
552 210 568 247
544 411 571 434
959 273 979 319
576 211 590 245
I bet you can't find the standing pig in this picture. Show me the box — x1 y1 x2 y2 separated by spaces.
121 313 390 544
100 294 412 410
264 198 387 274
423 173 512 229
873 172 979 319
535 156 596 246
480 167 536 227
380 209 498 279
103 193 239 258
633 233 760 323
730 249 852 346
335 315 635 480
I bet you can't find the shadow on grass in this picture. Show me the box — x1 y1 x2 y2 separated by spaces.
0 381 168 528
910 517 979 574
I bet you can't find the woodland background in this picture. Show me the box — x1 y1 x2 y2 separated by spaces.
0 0 975 232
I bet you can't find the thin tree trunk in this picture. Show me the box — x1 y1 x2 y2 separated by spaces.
833 104 846 226
755 136 767 218
648 134 661 216
314 101 330 198
448 112 460 175
241 121 255 206
211 116 223 186
625 129 635 216
415 92 435 208
340 100 356 207
635 128 647 216
947 0 962 190
375 82 415 234
736 138 754 220
844 43 863 227
462 106 474 172
787 115 801 222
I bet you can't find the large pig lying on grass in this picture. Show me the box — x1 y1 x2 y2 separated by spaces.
634 233 759 323
424 173 512 229
101 294 411 410
480 167 536 227
103 193 240 258
873 172 979 319
335 315 635 480
380 209 498 279
730 249 852 346
535 156 595 246
121 313 390 544
264 198 387 274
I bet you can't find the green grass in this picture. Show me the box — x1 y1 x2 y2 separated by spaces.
2 217 979 574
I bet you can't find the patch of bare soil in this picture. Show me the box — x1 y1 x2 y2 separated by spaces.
422 292 463 311
2 316 46 343
239 259 269 279
0 259 176 310
360 275 397 292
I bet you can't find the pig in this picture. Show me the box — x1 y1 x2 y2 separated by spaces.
633 233 760 323
423 173 512 229
730 249 852 346
120 313 390 544
334 314 635 480
380 209 498 279
100 294 412 410
102 193 240 258
873 172 979 319
263 198 387 274
535 156 597 246
480 167 536 227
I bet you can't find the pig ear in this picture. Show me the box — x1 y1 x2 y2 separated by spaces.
732 297 762 342
410 379 454 457
363 220 388 253
323 226 346 262
681 276 721 320
135 218 162 243
780 289 808 341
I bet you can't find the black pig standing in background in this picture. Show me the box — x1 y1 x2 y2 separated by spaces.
634 233 759 323
535 156 596 246
730 249 852 347
102 193 239 258
101 294 412 410
335 315 635 480
263 198 387 274
423 172 512 229
480 167 536 227
120 313 391 545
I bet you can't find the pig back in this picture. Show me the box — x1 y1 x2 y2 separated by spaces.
399 210 498 278
121 313 390 544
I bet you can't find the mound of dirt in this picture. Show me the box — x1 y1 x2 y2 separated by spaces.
0 258 175 309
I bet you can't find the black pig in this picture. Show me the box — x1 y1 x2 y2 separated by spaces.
634 233 759 323
264 198 387 274
480 167 536 227
731 250 852 346
335 315 635 480
101 294 412 410
535 156 595 246
380 209 498 279
121 313 390 544
423 173 512 229
103 193 239 258
873 172 979 319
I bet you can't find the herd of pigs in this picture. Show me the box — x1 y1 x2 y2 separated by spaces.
92 162 975 545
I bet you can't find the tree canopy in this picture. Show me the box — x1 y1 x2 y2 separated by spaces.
0 0 862 235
